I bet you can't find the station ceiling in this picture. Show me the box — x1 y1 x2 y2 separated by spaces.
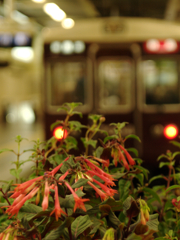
1 0 180 28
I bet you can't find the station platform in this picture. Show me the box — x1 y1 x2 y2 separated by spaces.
0 121 45 185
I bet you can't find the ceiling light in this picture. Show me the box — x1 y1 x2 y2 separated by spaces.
43 3 66 21
11 47 34 63
32 0 45 3
61 18 75 29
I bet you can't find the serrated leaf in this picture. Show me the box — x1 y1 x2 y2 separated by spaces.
125 134 141 142
18 203 43 220
81 138 97 149
71 215 93 239
146 213 159 232
42 217 73 240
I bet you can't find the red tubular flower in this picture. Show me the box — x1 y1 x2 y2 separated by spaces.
50 185 67 220
42 181 50 211
64 182 89 212
86 169 115 187
92 178 117 198
87 181 108 201
172 198 180 212
6 197 28 218
11 176 43 198
92 157 110 167
59 170 69 181
118 148 129 170
119 145 135 166
50 156 70 176
84 159 115 183
111 148 119 167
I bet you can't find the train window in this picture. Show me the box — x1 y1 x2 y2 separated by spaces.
142 59 179 105
45 58 93 114
97 58 134 113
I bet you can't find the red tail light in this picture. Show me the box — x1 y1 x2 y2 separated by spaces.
53 126 68 140
164 124 178 139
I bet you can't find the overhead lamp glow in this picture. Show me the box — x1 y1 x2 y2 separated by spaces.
61 40 74 54
50 41 61 53
43 3 66 21
74 41 85 53
32 0 45 2
61 18 75 29
11 47 34 63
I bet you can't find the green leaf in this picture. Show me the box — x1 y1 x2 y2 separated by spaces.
118 179 131 201
81 138 97 149
10 168 22 179
126 233 142 240
71 215 93 239
146 213 159 232
165 185 180 193
133 165 149 180
126 148 139 157
157 154 169 161
50 121 64 131
0 148 14 154
42 217 73 240
134 173 144 186
103 135 119 143
143 187 161 204
68 121 86 131
18 203 43 220
71 179 89 189
101 198 123 212
149 175 165 184
172 151 180 159
125 134 141 142
64 136 78 151
159 162 171 168
170 140 180 148
94 146 104 158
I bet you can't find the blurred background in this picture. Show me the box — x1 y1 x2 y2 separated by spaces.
0 0 180 181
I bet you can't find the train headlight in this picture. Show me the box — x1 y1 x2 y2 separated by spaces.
164 124 178 139
53 126 68 140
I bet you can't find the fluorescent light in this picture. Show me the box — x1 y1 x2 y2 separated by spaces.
61 18 75 29
32 0 45 3
11 47 34 63
43 3 66 21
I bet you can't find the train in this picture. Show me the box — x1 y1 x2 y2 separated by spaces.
42 16 180 172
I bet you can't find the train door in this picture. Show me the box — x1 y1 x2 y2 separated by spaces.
137 40 180 171
43 41 93 140
92 43 137 147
